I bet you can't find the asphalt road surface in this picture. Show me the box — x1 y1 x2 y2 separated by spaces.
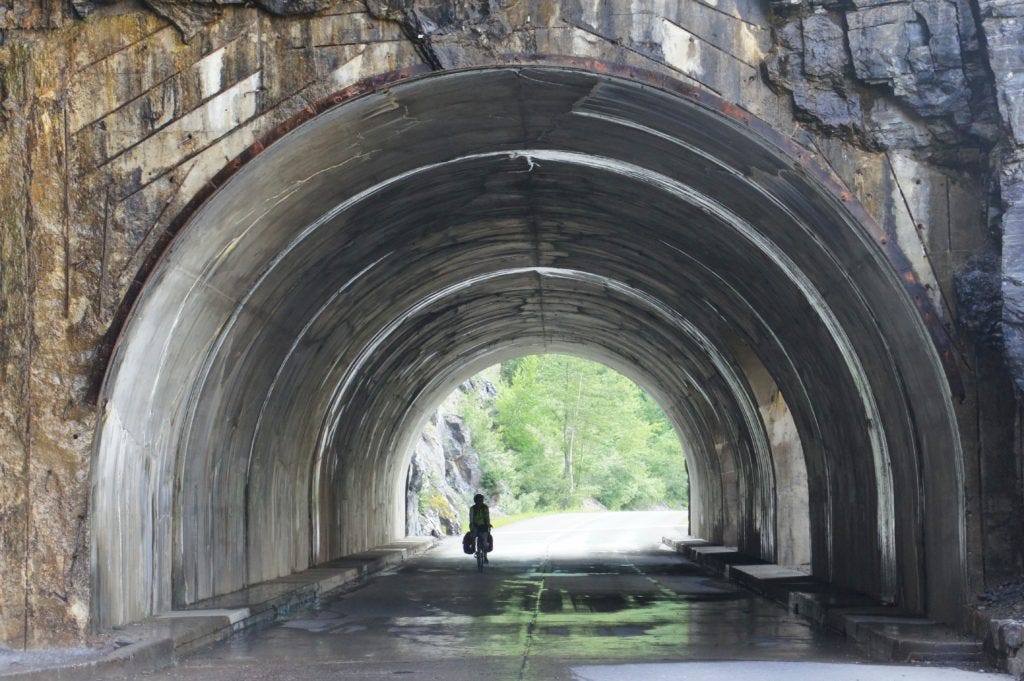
138 511 1012 680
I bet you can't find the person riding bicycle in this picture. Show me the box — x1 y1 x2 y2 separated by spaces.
469 494 492 563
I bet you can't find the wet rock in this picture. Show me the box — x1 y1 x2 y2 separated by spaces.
955 254 1003 351
141 0 219 40
800 12 845 78
364 0 511 69
976 580 1024 678
69 0 97 18
846 4 917 82
846 1 970 125
1001 156 1024 392
366 0 508 33
765 12 865 132
978 0 1024 145
765 0 998 153
794 84 863 131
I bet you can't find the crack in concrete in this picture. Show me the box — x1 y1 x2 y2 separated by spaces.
517 558 549 681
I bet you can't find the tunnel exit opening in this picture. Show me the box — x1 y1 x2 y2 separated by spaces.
403 355 691 535
90 65 967 633
402 351 810 573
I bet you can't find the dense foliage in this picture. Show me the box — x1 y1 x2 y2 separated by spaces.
458 355 688 515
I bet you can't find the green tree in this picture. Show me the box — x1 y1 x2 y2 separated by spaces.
456 354 689 515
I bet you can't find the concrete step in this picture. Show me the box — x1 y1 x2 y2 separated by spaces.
790 590 892 627
685 544 766 576
726 564 818 604
843 615 984 664
663 537 987 668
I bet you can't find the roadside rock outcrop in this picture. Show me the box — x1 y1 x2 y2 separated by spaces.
405 380 490 537
765 0 998 151
766 0 1024 395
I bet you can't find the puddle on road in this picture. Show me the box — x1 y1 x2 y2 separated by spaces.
268 555 816 668
595 625 652 637
281 620 337 633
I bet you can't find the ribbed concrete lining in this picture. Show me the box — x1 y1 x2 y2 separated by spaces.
318 273 768 558
91 67 965 629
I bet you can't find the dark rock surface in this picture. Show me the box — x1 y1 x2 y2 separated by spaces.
979 0 1024 145
1001 156 1024 392
764 0 1024 398
364 0 513 70
955 254 1004 351
765 13 865 133
847 1 970 124
765 0 999 153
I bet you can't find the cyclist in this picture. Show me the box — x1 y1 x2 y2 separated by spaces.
469 494 492 563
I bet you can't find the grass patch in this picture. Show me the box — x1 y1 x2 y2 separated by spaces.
487 508 609 529
489 511 551 529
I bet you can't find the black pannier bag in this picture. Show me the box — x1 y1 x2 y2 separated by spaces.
462 532 474 554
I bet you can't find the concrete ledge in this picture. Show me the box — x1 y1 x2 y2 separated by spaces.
661 537 708 550
790 590 888 628
726 564 818 604
843 615 983 664
0 538 436 681
662 536 988 669
0 637 174 681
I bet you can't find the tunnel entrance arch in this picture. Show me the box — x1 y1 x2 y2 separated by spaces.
90 65 966 631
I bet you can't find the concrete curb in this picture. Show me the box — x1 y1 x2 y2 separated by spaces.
0 538 436 681
662 536 992 671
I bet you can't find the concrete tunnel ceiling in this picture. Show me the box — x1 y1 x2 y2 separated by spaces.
91 66 967 630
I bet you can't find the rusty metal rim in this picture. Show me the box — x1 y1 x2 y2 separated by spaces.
91 55 963 403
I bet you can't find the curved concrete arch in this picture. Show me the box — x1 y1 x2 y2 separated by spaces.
384 337 735 542
314 270 773 562
311 266 776 552
91 66 966 631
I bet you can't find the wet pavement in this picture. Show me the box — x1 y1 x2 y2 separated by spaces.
132 512 1012 680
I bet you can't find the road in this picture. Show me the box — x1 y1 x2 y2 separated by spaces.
138 511 1011 680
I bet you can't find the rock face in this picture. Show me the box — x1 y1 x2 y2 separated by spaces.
765 0 1024 403
1002 156 1024 392
979 0 1024 392
405 381 488 538
765 0 999 151
980 0 1024 146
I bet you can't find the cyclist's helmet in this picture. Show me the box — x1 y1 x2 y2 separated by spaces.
473 494 484 503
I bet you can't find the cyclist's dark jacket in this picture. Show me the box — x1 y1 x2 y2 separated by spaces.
470 502 490 528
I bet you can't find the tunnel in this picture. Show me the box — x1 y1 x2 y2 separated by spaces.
90 66 967 631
